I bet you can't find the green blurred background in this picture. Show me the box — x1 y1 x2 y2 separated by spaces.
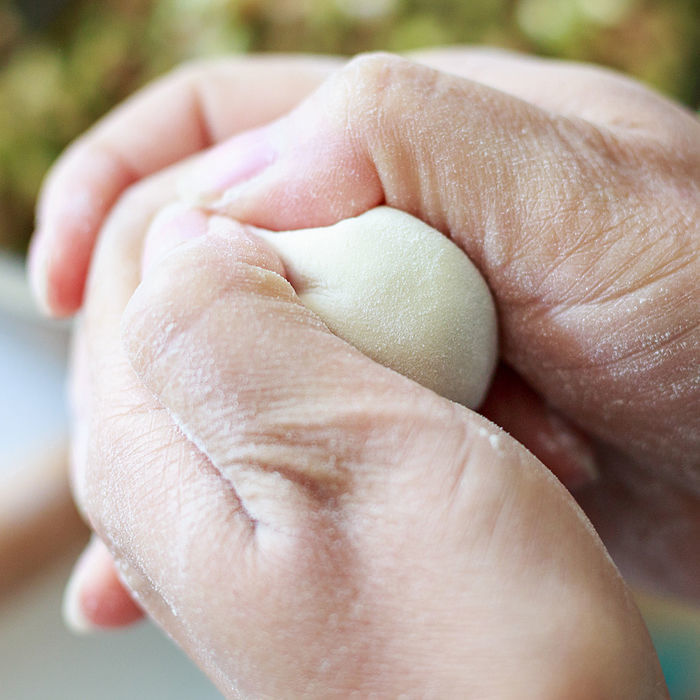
0 0 698 253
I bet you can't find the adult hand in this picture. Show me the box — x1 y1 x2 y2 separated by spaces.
187 50 698 478
31 50 608 628
181 51 699 599
65 163 666 697
29 49 699 483
31 49 697 618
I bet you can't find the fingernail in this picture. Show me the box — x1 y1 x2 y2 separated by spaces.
178 124 278 203
27 232 52 315
63 537 102 634
141 203 208 276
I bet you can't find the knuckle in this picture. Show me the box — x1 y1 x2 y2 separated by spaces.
333 51 428 137
342 51 405 85
340 52 410 106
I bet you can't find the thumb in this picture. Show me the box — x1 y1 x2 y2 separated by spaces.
182 52 606 267
120 212 666 697
182 52 697 475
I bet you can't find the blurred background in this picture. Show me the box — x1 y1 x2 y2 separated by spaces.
0 0 698 698
0 0 698 253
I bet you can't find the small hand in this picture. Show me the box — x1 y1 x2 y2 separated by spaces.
66 175 666 696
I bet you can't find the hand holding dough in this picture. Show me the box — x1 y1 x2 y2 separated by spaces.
256 207 498 408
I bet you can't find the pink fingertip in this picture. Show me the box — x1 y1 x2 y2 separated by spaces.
178 124 278 202
141 203 209 276
63 537 144 634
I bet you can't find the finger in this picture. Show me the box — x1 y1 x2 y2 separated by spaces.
63 536 144 632
189 51 698 477
71 168 266 681
29 55 341 317
480 365 598 491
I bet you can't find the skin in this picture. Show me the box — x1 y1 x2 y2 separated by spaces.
67 173 665 697
27 49 699 694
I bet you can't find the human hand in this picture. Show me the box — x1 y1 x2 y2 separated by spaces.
34 49 698 626
177 51 699 600
64 163 666 696
25 49 602 626
29 49 699 478
182 50 698 477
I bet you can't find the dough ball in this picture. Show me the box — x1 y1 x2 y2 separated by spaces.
256 207 498 408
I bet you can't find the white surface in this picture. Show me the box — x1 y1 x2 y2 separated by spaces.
0 555 222 699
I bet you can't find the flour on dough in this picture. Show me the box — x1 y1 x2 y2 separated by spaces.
256 206 498 408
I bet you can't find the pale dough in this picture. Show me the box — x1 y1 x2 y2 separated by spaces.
256 207 498 408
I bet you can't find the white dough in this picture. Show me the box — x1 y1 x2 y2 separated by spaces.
256 207 498 408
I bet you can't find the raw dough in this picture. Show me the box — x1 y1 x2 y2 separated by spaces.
257 207 498 408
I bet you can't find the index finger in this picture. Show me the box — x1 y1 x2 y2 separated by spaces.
29 54 341 317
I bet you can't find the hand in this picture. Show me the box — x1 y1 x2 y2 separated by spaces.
30 49 699 473
29 54 342 315
29 49 699 481
31 50 611 628
65 164 665 697
178 50 700 599
30 47 697 632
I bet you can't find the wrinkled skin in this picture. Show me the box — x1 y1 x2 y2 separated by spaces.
29 49 699 696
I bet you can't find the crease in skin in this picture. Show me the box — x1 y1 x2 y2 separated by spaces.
105 338 265 542
497 206 697 475
122 316 333 535
528 287 697 369
188 79 218 154
90 404 269 683
137 368 265 528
